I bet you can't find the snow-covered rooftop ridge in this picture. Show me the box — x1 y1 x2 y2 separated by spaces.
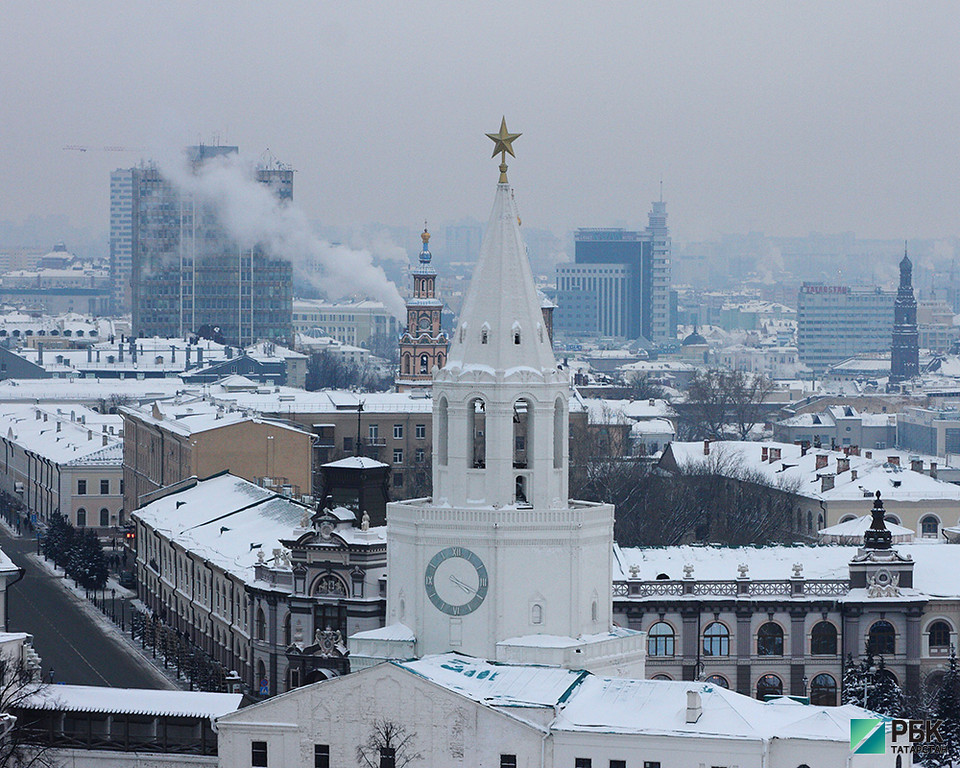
22 684 243 719
201 386 433 415
614 541 960 597
444 182 556 375
665 440 960 502
580 397 675 424
323 456 389 470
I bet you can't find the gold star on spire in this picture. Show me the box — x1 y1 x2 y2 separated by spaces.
486 117 521 183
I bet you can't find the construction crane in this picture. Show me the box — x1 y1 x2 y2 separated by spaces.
62 145 147 153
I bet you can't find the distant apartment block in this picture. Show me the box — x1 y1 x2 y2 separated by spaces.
125 146 294 345
775 405 897 450
898 406 960 457
555 200 671 342
796 283 895 372
109 168 135 313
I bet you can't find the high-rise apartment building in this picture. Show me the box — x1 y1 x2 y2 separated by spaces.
555 199 671 342
797 283 896 372
126 146 294 345
109 169 135 314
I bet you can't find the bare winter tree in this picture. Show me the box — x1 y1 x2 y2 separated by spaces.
678 368 775 440
574 445 801 546
0 652 59 768
356 719 422 768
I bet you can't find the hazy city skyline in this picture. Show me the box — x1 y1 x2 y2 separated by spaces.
2 2 960 244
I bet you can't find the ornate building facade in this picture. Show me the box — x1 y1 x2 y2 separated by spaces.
891 246 920 383
396 228 448 392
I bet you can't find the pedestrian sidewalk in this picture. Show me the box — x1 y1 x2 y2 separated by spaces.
26 551 187 691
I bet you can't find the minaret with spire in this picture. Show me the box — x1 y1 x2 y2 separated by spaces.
890 244 919 383
350 120 644 674
396 225 447 392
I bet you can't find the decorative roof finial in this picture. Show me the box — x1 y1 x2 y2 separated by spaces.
486 116 521 184
864 490 892 550
420 223 431 264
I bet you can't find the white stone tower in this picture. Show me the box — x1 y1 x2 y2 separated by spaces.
351 120 644 675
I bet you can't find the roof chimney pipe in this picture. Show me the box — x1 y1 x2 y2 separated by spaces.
686 690 703 723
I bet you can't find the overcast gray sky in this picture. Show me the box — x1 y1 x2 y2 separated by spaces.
2 1 959 242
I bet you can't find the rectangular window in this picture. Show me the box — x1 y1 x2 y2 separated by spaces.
314 744 330 768
251 741 268 767
415 424 426 439
379 747 396 768
119 478 124 494
500 756 518 768
393 424 403 439
100 479 110 495
368 424 379 440
343 437 354 452
643 762 661 768
393 449 403 464
575 760 592 768
77 479 87 495
393 472 403 488
415 449 425 463
610 762 626 768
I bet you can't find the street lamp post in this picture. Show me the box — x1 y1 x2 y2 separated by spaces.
864 664 877 708
110 589 115 622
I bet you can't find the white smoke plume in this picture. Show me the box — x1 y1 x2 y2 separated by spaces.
158 149 406 319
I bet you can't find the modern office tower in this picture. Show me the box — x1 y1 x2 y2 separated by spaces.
797 283 896 373
396 227 448 392
128 146 294 345
555 199 670 342
890 248 920 382
109 168 135 314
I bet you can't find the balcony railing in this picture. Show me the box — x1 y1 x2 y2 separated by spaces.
613 578 849 599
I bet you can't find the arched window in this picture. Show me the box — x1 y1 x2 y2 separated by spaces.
99 508 109 527
703 622 730 657
531 604 543 625
704 674 729 689
756 673 783 700
757 622 784 656
313 575 347 597
810 673 837 706
257 660 266 686
647 622 675 657
437 397 448 466
811 621 838 656
283 613 292 646
481 329 488 344
437 353 444 368
651 673 672 681
256 608 266 641
419 354 429 374
288 666 301 690
514 331 521 345
76 508 86 527
515 475 527 503
513 398 532 470
884 514 901 526
591 600 598 622
868 620 896 655
928 620 952 654
807 511 813 532
921 515 940 538
817 513 824 530
468 398 486 469
553 397 564 470
839 515 857 524
402 354 411 375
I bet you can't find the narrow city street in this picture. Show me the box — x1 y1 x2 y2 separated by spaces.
1 529 172 689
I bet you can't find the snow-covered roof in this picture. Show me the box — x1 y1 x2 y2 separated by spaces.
400 653 586 708
630 418 675 436
614 542 960 597
352 623 416 642
553 676 866 741
819 515 914 543
205 386 434 415
665 441 960 503
122 399 312 439
22 685 242 719
0 403 122 465
133 474 307 584
323 456 389 470
0 377 187 406
581 398 675 425
395 653 872 742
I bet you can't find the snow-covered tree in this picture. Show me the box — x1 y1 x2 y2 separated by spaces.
68 530 108 590
923 650 960 767
869 656 904 717
842 652 867 707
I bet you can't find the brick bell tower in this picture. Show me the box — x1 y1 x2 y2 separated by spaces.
396 226 448 392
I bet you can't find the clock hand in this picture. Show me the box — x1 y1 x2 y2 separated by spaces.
448 574 475 594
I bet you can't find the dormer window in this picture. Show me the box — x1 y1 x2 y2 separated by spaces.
481 329 488 344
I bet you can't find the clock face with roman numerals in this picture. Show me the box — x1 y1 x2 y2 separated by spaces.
424 546 488 616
